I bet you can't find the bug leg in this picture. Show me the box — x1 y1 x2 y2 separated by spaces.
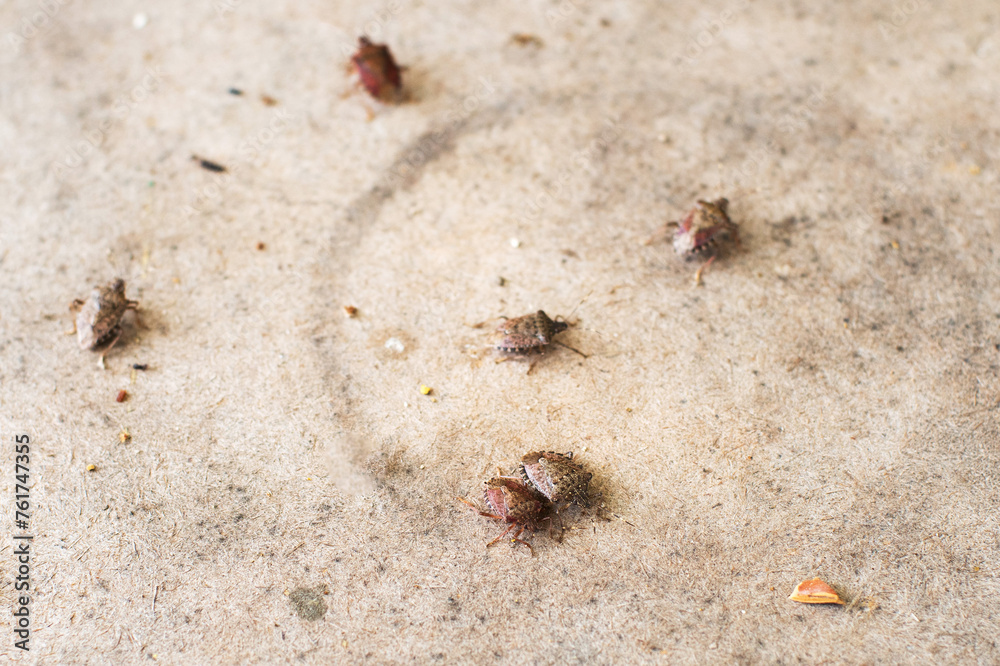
505 526 535 556
693 255 717 287
644 221 678 246
65 300 85 335
456 496 504 521
486 523 517 548
553 340 589 358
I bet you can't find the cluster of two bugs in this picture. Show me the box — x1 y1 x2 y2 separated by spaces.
459 451 593 556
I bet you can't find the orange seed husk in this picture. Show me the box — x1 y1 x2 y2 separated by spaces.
789 578 844 605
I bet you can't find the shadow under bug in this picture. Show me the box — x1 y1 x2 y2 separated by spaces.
68 278 139 366
458 477 548 556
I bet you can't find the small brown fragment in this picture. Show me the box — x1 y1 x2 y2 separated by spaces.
256 242 266 251
789 578 844 605
192 155 227 173
343 305 358 318
116 389 128 403
261 94 278 106
119 429 131 443
86 464 97 472
510 33 544 47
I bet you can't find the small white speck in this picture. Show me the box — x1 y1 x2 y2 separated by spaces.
384 337 405 353
509 238 521 248
133 13 148 29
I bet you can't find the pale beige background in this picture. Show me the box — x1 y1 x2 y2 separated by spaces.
2 0 999 664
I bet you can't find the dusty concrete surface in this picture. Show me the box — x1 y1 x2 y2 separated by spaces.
2 0 999 663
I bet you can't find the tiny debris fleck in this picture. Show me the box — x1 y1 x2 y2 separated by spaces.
192 155 227 173
350 37 403 103
261 94 278 106
256 242 266 251
385 337 405 353
132 363 148 371
228 87 244 96
789 578 845 605
119 429 131 443
343 305 358 318
132 13 148 29
116 389 128 403
496 276 507 287
341 640 348 648
510 33 544 47
420 385 432 395
509 238 521 248
86 464 97 472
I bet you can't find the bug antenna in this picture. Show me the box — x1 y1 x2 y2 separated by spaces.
553 340 589 358
557 290 593 326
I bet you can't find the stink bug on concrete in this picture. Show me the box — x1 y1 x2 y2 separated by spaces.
69 279 139 364
671 198 738 258
492 310 587 371
494 310 566 355
648 198 739 285
458 477 547 555
520 451 592 510
350 36 403 103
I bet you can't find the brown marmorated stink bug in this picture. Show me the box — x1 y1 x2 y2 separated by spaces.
350 36 403 104
458 477 547 555
649 198 739 284
493 310 587 370
68 278 139 365
520 451 592 511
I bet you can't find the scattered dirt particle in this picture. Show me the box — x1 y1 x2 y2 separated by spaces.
116 389 128 403
510 33 544 47
288 586 327 621
789 578 844 605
